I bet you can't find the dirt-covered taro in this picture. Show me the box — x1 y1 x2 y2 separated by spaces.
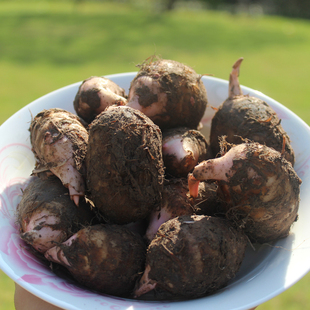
210 58 295 165
145 178 195 242
16 176 96 254
193 181 226 217
45 224 146 297
29 108 88 206
127 58 208 130
189 142 301 243
162 127 209 178
73 76 127 124
135 215 247 300
86 105 165 224
145 178 222 243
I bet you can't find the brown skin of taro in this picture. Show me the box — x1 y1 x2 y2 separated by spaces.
29 108 88 174
161 178 195 215
16 176 96 248
217 142 301 243
145 215 247 300
162 127 209 178
145 178 224 244
192 181 227 217
86 105 165 224
128 59 208 130
57 224 146 297
161 178 222 218
73 76 127 124
210 96 295 166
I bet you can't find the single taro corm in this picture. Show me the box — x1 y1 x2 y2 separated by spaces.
45 224 146 297
127 58 208 130
210 57 295 166
189 142 301 243
86 105 165 224
135 215 247 300
16 176 96 254
162 127 209 178
73 76 127 124
29 108 89 206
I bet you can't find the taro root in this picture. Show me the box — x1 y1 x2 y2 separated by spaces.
145 178 195 243
86 105 165 224
135 215 247 300
210 58 295 165
162 127 209 178
189 142 301 243
145 178 222 242
16 176 96 254
193 181 226 217
45 224 146 297
29 108 88 206
73 76 127 124
127 58 208 130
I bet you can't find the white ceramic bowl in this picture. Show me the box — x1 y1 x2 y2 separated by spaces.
1 72 310 310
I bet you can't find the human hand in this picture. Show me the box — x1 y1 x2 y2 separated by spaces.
14 283 64 310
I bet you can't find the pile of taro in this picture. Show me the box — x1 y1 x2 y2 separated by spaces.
16 57 301 300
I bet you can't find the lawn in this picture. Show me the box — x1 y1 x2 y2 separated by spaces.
1 1 310 309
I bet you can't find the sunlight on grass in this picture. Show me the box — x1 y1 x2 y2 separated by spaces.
1 2 309 115
0 270 15 310
0 0 134 15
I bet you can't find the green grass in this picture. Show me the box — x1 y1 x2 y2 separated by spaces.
1 0 310 124
0 270 15 310
1 1 310 309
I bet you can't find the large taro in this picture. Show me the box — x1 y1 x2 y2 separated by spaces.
86 105 165 224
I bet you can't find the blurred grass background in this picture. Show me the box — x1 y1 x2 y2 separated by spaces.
0 0 310 309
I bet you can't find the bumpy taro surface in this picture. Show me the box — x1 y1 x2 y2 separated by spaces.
45 224 146 297
162 127 209 178
73 76 127 124
190 142 301 243
86 105 165 224
210 96 295 165
16 176 95 253
29 108 89 206
127 58 208 130
145 178 196 243
210 58 295 166
135 214 247 300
